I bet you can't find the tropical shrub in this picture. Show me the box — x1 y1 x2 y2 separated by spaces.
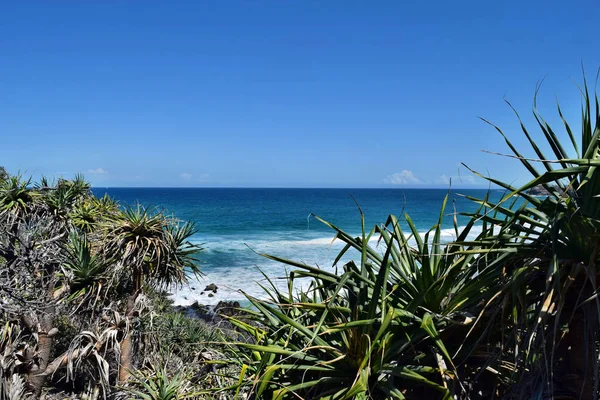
228 75 600 399
126 364 200 400
0 174 205 398
227 198 511 399
459 77 600 398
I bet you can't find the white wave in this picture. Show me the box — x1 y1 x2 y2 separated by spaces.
192 234 369 251
170 224 485 306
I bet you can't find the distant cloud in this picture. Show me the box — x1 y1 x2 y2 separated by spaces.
87 168 107 174
179 172 211 182
438 174 478 185
384 170 422 185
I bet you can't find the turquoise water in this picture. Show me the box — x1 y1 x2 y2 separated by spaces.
92 188 501 304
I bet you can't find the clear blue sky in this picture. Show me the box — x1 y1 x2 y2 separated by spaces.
2 1 599 187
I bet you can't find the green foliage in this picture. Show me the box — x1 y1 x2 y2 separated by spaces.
147 311 224 360
108 205 202 292
110 205 168 266
50 315 80 359
227 196 498 399
91 193 120 216
126 365 199 400
227 73 600 399
0 173 204 399
60 231 111 299
69 200 102 232
0 174 37 216
459 75 600 397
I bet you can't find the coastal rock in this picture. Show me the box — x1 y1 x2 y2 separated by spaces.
175 300 244 321
528 185 551 196
173 305 187 314
208 293 214 298
214 301 241 317
172 301 252 343
527 184 572 196
188 301 209 316
204 283 218 293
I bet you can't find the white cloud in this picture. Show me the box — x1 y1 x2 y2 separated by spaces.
384 170 422 185
180 172 193 180
438 174 478 185
439 174 450 185
87 168 107 174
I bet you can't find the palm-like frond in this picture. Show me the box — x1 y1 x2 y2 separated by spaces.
109 205 169 291
227 196 505 399
160 221 203 289
0 175 37 217
0 322 31 400
92 193 120 216
60 231 110 301
69 201 102 233
42 176 91 219
463 74 600 398
109 206 202 292
125 364 199 400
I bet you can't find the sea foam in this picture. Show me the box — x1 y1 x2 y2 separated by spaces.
171 224 483 306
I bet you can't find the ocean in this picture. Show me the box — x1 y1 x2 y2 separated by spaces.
91 188 501 305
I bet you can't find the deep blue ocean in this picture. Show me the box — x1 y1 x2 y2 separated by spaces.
91 188 501 304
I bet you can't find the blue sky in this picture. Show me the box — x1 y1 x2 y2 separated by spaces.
1 1 599 188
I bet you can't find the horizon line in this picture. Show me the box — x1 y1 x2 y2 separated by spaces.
90 186 498 190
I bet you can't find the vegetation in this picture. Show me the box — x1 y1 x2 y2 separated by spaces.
223 77 600 399
0 74 598 399
0 173 218 398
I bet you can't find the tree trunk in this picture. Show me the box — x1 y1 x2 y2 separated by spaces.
26 262 61 397
28 334 52 396
25 314 55 398
118 294 137 383
118 333 133 383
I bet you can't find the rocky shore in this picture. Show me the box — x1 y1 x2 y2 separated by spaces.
174 299 243 323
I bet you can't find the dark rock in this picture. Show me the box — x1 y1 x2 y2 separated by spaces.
188 301 209 314
527 184 572 197
172 299 248 331
214 301 242 317
191 287 196 290
528 185 551 196
204 283 218 293
173 305 187 314
189 301 200 310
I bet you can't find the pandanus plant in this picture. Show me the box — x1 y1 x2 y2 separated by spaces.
0 174 37 218
226 197 509 399
226 73 600 399
107 205 202 382
460 75 600 398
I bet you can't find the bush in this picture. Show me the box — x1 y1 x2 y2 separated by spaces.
227 75 600 399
